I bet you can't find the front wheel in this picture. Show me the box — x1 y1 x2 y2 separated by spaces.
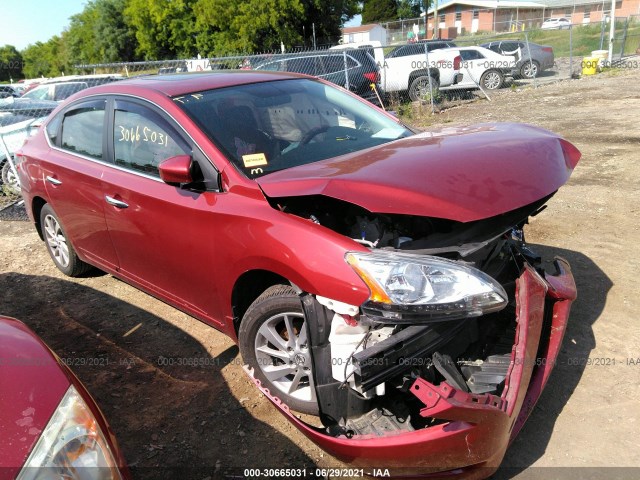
480 69 504 90
40 204 92 277
239 285 318 414
408 75 440 102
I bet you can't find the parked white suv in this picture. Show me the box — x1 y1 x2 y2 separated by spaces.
380 41 463 101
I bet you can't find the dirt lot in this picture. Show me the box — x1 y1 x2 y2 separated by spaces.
1 68 639 479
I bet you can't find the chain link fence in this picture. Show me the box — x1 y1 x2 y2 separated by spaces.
0 75 123 210
1 15 639 211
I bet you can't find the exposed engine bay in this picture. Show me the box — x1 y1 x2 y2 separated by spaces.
267 193 554 438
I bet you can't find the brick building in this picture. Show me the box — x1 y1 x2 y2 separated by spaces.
423 0 640 35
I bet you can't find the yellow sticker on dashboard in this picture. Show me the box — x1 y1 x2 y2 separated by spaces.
242 153 268 168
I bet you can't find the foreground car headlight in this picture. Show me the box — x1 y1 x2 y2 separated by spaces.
346 251 508 322
18 385 122 480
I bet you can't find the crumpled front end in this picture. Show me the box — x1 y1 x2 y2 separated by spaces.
246 248 576 478
246 127 580 477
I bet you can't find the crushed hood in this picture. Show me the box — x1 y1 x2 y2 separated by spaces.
257 123 579 222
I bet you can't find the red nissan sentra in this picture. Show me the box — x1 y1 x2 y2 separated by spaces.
16 71 579 477
0 316 129 479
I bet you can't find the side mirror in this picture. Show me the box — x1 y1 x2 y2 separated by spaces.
159 154 193 185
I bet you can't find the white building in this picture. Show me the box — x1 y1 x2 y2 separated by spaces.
341 24 388 45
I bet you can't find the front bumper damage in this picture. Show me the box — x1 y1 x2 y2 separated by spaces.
246 258 576 478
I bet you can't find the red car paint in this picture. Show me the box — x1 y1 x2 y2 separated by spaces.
16 72 580 476
257 123 576 222
248 259 576 477
0 316 128 477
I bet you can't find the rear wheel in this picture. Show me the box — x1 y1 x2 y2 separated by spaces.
239 285 318 414
40 204 92 277
408 75 439 102
480 69 503 90
1 159 21 195
520 60 540 79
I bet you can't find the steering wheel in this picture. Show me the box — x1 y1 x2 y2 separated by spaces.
300 125 331 145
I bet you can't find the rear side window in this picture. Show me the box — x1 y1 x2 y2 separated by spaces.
320 55 357 75
257 61 282 71
501 42 520 52
60 101 105 159
460 50 485 61
286 58 317 75
113 103 187 177
54 83 87 101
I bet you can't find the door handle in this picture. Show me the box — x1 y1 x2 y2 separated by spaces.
46 176 62 185
105 195 129 209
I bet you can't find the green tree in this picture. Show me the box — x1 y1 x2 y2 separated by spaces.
63 1 101 66
362 0 398 23
194 0 305 54
0 45 23 82
94 0 138 62
124 0 198 60
297 0 360 46
397 0 422 19
22 37 71 78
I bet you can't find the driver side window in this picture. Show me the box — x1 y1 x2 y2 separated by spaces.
113 105 187 177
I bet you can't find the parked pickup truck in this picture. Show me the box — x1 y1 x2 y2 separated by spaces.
380 41 463 101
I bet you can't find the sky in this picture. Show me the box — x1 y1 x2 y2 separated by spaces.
344 14 363 27
0 0 363 51
0 0 88 50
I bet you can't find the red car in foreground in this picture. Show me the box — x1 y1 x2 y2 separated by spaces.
0 316 128 479
16 71 579 477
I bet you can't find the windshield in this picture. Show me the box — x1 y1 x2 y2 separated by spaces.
174 78 411 178
22 85 51 100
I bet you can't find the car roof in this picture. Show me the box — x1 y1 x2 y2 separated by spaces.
80 71 309 98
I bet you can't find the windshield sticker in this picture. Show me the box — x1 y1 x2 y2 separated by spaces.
372 128 407 139
337 115 356 129
242 153 268 168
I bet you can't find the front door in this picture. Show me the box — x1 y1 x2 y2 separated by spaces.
101 99 224 326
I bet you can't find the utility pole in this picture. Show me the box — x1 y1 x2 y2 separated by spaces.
608 0 616 62
312 23 317 50
434 0 439 38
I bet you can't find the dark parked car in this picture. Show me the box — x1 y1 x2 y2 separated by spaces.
17 71 579 477
0 315 128 479
0 85 20 99
386 39 458 58
481 40 555 78
252 50 381 103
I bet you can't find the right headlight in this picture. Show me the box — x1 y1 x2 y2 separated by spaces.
346 251 508 322
18 385 122 480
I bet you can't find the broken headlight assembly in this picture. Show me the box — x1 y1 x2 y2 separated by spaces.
346 251 508 323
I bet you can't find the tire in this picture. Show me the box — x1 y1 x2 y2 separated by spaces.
239 285 318 415
520 60 540 79
1 159 21 195
40 204 92 277
408 75 439 102
480 69 504 90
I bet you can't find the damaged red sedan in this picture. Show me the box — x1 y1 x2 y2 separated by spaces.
16 72 579 477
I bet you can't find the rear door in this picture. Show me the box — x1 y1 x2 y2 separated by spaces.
41 98 120 270
457 49 487 87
